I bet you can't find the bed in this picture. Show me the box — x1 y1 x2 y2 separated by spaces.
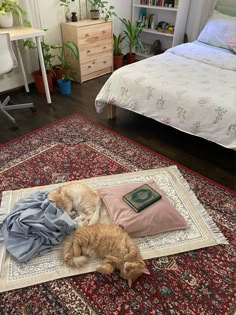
95 9 236 150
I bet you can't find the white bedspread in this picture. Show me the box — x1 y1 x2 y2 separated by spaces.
95 43 236 150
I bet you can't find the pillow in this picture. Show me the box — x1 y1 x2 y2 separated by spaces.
228 38 236 53
198 10 236 50
97 180 188 238
215 4 236 17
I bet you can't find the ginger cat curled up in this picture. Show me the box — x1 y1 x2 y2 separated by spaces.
47 183 101 225
62 224 149 287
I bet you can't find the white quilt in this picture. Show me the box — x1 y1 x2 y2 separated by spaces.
95 43 236 150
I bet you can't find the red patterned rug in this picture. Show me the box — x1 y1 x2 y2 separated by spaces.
0 114 235 315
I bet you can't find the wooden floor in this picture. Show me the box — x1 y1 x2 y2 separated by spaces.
0 74 235 191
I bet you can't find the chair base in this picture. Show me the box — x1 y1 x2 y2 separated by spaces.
0 95 34 127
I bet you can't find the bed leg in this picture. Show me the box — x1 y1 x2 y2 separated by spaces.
107 104 116 119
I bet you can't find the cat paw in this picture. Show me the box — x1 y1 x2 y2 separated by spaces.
96 264 114 274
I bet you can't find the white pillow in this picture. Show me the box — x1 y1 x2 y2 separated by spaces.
198 10 236 50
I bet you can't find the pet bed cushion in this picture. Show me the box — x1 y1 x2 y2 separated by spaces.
198 10 236 50
97 180 188 237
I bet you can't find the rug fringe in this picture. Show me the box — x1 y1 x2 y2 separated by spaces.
0 191 12 223
171 166 229 245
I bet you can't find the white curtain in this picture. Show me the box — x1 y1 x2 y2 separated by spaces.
186 0 218 42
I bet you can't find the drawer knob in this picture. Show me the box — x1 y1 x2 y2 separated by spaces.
102 30 106 34
103 46 106 49
88 65 91 69
104 61 107 64
85 33 89 37
87 50 91 53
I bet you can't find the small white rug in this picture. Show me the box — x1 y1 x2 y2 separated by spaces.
0 166 228 292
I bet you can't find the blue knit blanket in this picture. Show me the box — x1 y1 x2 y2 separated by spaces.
0 191 76 263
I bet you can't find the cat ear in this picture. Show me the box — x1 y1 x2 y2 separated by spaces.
143 266 150 275
128 278 132 288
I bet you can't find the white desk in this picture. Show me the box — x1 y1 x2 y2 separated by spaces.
0 26 51 104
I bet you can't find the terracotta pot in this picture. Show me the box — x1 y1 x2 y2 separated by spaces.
126 53 136 64
32 70 53 94
90 10 99 19
113 55 124 70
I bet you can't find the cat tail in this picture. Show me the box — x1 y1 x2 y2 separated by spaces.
88 194 102 225
62 235 89 268
67 255 89 268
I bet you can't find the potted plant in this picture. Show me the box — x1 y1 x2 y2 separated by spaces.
51 41 79 95
113 33 124 70
0 0 28 28
24 36 55 94
120 18 143 64
32 41 55 94
88 0 116 21
59 0 71 22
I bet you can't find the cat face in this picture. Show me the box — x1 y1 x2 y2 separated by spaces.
48 188 67 209
121 260 146 288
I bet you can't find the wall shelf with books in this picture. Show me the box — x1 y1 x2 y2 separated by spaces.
132 0 190 59
134 4 178 12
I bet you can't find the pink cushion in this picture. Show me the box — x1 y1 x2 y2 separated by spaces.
228 38 236 53
97 180 188 237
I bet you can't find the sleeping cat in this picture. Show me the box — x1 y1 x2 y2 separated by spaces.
62 223 149 287
47 183 101 225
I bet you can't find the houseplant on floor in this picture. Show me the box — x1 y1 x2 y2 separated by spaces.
24 37 55 94
0 0 29 27
51 41 79 95
120 18 143 64
88 0 116 21
113 33 124 70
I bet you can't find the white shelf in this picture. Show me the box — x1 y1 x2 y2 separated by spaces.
142 28 174 37
132 0 190 50
134 4 178 11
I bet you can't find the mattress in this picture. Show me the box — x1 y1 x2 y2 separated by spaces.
95 42 236 150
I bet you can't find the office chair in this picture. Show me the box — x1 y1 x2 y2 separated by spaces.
0 33 35 129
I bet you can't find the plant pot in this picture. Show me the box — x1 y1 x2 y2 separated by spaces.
126 53 136 64
0 12 13 28
57 79 71 95
113 55 124 70
32 70 53 94
52 64 62 86
90 10 99 20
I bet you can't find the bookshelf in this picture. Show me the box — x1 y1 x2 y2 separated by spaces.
132 0 190 59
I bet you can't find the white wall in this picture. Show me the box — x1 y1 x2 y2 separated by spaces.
0 0 132 92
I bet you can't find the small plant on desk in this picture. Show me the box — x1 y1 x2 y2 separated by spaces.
0 0 30 27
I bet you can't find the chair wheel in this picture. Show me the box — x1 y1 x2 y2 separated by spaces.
31 107 36 112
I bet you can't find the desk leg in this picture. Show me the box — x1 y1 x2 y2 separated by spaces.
35 36 52 104
14 41 29 93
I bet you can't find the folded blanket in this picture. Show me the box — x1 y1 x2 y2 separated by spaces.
0 191 76 263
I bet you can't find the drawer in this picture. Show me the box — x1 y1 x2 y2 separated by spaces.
79 39 112 60
81 54 112 76
77 22 112 45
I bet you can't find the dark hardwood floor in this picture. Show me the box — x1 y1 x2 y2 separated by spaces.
0 74 235 191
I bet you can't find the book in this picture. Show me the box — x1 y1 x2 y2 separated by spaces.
122 183 162 212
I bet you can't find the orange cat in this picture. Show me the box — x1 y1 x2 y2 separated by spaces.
47 183 101 225
62 224 148 287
